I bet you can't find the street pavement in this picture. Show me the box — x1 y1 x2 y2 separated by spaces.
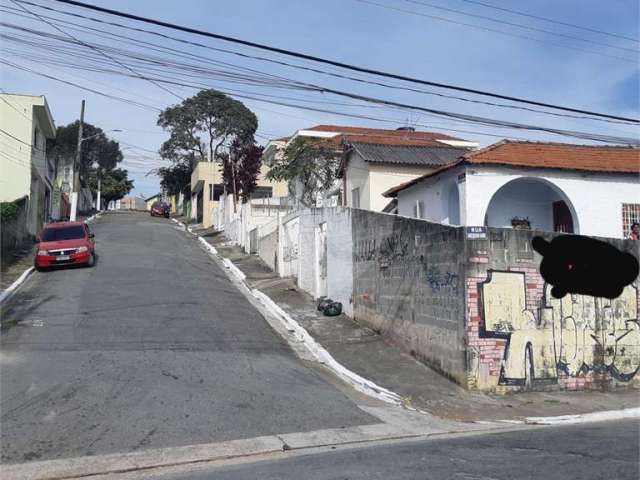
155 420 640 480
0 212 375 464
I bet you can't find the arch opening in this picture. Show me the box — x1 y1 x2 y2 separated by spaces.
484 177 578 234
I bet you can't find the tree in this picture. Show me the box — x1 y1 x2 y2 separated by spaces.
221 142 264 203
157 90 259 210
157 89 257 165
86 168 134 206
47 121 123 178
158 162 192 197
266 137 342 207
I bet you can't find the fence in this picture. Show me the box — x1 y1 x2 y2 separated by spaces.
219 199 640 393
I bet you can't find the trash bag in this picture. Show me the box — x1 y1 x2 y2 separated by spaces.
323 302 342 316
317 297 333 311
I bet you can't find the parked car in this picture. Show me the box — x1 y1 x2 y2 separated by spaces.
35 221 95 271
150 201 170 218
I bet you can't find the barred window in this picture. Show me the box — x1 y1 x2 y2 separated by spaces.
622 203 640 237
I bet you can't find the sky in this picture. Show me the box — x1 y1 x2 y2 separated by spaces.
1 0 638 198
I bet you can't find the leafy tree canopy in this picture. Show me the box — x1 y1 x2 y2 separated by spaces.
47 121 123 176
86 168 134 205
157 89 258 165
266 137 341 207
221 142 264 203
158 162 192 197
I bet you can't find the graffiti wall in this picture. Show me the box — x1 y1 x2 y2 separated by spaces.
466 229 640 392
351 209 468 384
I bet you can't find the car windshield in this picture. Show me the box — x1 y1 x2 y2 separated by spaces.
41 226 85 241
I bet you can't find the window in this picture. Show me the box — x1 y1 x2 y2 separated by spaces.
251 186 273 199
33 127 40 150
41 226 85 241
351 188 360 208
622 203 640 237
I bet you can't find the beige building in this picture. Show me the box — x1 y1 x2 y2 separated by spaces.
0 93 56 234
189 159 287 229
265 125 477 212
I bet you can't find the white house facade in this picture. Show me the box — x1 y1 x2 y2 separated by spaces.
388 141 640 239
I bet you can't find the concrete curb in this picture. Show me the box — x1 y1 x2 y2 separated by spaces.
0 266 34 306
523 406 640 425
85 211 103 223
251 289 402 405
2 420 519 480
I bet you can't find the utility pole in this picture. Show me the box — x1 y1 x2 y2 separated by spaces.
70 99 85 221
96 174 101 212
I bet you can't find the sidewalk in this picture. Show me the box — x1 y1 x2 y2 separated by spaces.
198 229 639 423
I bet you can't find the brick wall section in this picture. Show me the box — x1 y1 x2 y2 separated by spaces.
465 228 640 392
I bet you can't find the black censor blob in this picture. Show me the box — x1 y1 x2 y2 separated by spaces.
532 235 639 299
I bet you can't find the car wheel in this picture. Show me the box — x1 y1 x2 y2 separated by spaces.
34 262 45 272
87 252 96 267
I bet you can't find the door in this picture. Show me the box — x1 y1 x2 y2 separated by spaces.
553 201 574 233
196 191 203 224
315 223 328 299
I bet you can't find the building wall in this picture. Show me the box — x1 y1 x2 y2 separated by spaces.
397 166 463 222
367 162 436 213
344 152 370 210
351 209 468 384
464 166 640 238
326 208 354 317
465 228 640 392
0 95 37 202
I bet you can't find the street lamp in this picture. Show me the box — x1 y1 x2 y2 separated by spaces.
70 126 123 220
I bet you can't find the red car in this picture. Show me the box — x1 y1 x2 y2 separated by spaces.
35 221 96 271
150 201 170 218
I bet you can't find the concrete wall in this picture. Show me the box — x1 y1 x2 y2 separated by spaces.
351 209 468 384
367 162 437 213
464 165 640 239
344 153 370 210
465 228 640 392
397 166 463 223
397 165 640 239
257 228 278 271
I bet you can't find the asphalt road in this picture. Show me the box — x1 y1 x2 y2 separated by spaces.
158 420 640 480
0 212 375 464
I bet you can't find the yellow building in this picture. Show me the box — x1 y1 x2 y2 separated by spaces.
190 160 287 228
144 194 160 211
0 93 56 234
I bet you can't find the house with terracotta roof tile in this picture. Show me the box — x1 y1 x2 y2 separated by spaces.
263 124 477 211
384 140 640 239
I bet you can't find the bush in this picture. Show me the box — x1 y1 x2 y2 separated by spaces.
0 202 18 222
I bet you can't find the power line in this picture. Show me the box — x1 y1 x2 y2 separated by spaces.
10 0 183 101
458 0 639 43
3 11 634 128
49 0 639 123
399 0 637 53
1 59 162 111
355 0 635 63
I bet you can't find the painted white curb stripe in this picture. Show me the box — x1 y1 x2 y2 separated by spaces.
524 407 640 425
251 289 402 405
0 267 34 305
198 236 218 255
223 258 246 281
